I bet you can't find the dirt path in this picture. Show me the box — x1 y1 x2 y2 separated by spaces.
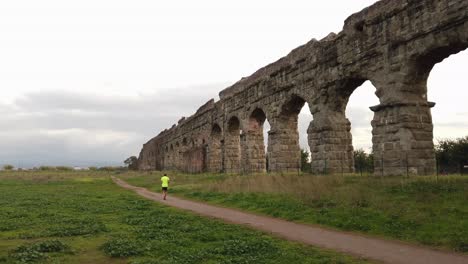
112 177 468 264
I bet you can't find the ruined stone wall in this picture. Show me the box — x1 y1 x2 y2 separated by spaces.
138 0 468 176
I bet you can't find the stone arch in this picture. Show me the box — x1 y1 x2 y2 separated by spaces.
268 94 308 172
243 108 268 173
225 116 242 173
312 77 380 174
357 42 468 176
207 123 223 172
182 137 188 146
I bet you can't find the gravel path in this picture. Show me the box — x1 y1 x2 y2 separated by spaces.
113 177 468 264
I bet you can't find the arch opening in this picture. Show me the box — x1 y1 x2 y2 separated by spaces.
427 49 468 174
298 102 313 173
345 80 379 175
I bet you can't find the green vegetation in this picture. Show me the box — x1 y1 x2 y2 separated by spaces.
436 136 468 174
123 172 468 253
124 156 139 171
0 171 367 263
353 150 374 175
2 165 14 171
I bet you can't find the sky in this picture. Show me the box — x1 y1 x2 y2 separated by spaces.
0 0 467 168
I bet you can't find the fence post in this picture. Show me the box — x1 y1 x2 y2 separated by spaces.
324 158 328 176
381 153 384 178
341 155 344 177
406 151 409 178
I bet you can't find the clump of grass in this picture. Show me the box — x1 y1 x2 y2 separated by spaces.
206 173 347 202
44 217 108 237
101 236 144 258
9 239 71 263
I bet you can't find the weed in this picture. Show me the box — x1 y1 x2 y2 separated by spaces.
9 240 71 263
101 236 144 257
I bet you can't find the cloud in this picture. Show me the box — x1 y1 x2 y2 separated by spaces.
0 84 224 168
1 84 466 168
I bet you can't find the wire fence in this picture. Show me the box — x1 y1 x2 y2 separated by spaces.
301 151 467 177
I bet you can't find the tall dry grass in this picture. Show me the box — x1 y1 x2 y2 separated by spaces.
202 173 466 207
205 173 350 203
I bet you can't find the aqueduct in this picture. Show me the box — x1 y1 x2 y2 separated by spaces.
138 0 468 176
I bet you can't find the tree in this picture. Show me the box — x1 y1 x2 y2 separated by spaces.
436 136 468 174
124 156 138 170
354 149 374 173
2 164 14 170
300 149 311 172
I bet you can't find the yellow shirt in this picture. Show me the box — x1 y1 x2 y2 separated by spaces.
161 176 170 187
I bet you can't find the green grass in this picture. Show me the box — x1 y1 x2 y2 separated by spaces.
0 171 368 264
122 171 468 253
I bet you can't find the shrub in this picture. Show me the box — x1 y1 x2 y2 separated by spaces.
436 136 468 174
10 240 71 263
354 149 374 173
39 166 56 171
101 236 144 257
45 218 107 237
2 164 14 170
55 166 73 171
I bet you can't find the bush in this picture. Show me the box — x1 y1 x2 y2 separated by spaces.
436 136 468 174
45 218 107 237
39 166 56 171
10 240 71 263
55 166 73 171
300 149 311 172
101 236 144 257
2 164 14 170
354 149 374 173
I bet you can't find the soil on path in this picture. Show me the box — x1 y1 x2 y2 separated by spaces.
112 177 468 264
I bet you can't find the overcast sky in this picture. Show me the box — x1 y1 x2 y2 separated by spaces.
1 0 467 168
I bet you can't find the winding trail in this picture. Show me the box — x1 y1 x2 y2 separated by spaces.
112 177 468 264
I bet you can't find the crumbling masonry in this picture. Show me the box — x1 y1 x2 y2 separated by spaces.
138 0 468 176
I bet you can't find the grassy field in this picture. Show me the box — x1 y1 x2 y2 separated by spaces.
0 171 368 264
122 171 468 253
